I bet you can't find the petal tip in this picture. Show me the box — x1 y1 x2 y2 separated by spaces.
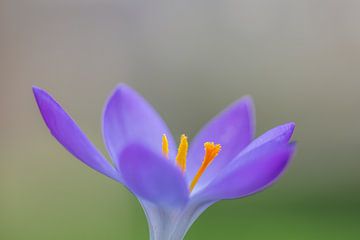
32 85 41 91
108 83 138 102
114 82 133 93
32 85 45 97
235 95 255 111
241 95 254 104
103 83 135 114
284 122 296 138
32 86 50 108
286 121 296 130
32 86 54 105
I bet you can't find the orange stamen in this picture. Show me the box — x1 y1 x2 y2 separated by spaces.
190 142 221 192
176 134 188 173
162 134 169 159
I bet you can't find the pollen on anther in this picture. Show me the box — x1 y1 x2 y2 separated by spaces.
162 134 169 159
176 134 188 173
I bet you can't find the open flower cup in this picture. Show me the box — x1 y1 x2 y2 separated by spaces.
33 84 296 240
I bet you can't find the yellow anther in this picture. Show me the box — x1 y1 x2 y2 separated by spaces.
176 134 188 173
162 134 169 159
190 142 221 192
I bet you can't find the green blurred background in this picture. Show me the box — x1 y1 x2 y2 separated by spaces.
1 0 360 239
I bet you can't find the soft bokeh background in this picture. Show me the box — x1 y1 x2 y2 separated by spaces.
1 0 360 239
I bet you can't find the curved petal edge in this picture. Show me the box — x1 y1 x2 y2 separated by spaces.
33 86 121 182
241 122 295 155
197 142 296 201
186 96 256 190
102 84 176 168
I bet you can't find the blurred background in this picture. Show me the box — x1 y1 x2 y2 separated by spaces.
1 0 360 239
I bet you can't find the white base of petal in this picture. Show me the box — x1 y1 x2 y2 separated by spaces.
141 200 214 240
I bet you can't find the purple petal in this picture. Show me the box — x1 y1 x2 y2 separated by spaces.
102 84 176 168
33 87 121 182
186 96 255 189
196 142 296 200
241 122 295 155
118 143 189 207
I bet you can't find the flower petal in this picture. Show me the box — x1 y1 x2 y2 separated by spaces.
102 84 176 168
33 86 121 182
241 122 295 155
186 96 255 189
118 143 189 207
197 142 296 201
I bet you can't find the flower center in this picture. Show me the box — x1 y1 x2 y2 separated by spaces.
162 134 221 192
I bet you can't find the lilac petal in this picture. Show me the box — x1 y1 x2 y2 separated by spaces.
118 143 189 207
197 142 296 200
33 87 121 182
241 122 295 155
186 96 255 189
102 84 176 168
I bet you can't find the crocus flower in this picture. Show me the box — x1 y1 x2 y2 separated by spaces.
33 84 296 240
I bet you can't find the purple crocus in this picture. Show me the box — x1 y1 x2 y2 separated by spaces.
33 84 296 240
